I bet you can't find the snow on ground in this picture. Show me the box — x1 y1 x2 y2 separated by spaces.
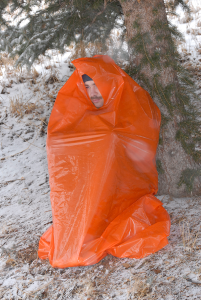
1 2 201 299
170 0 201 58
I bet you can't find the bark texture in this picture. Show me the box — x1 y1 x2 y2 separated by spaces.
119 0 201 196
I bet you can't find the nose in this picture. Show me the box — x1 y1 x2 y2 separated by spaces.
89 86 98 98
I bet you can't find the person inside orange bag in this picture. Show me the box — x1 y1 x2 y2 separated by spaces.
38 55 171 268
82 74 104 108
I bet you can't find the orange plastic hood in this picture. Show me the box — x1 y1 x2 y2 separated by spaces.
38 55 170 268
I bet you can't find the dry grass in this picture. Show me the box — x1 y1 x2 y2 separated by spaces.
197 20 201 28
179 221 200 252
32 67 40 79
0 52 21 76
5 258 17 267
0 52 41 81
45 74 59 85
9 95 39 118
127 276 152 300
180 12 193 24
0 53 16 68
189 4 201 14
16 245 38 265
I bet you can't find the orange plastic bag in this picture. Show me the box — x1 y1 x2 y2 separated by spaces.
38 55 170 268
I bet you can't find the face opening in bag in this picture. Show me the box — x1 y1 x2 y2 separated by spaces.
82 74 104 109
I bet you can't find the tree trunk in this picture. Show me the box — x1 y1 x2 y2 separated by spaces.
119 0 201 197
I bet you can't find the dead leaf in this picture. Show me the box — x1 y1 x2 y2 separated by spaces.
152 269 161 274
167 276 175 281
6 258 16 267
123 263 130 269
49 94 55 99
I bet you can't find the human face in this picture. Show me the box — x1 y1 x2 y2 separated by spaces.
84 80 104 108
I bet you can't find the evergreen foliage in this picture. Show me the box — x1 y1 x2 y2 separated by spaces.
0 0 123 67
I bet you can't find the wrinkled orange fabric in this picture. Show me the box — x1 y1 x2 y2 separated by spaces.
38 55 170 268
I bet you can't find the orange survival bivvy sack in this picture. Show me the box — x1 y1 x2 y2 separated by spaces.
38 55 170 268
